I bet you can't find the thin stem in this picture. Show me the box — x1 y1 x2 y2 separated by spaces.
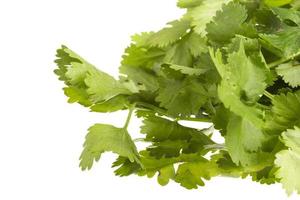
133 138 149 142
135 102 212 123
180 116 212 123
268 51 300 68
204 143 226 151
268 58 287 68
264 91 274 101
124 106 134 129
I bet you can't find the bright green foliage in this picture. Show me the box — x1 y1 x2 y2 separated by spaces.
260 26 300 58
55 0 300 196
272 7 300 26
210 40 268 127
79 124 140 170
276 62 300 87
146 19 191 48
174 160 219 189
226 114 267 166
156 78 208 117
157 165 175 186
186 0 232 36
265 91 300 135
54 46 132 108
167 64 208 76
206 2 248 43
275 127 300 195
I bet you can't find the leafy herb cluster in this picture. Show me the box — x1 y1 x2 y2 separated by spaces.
55 0 300 195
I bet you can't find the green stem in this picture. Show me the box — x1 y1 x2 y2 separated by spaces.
264 91 274 101
124 106 134 129
133 138 149 142
204 143 226 151
268 58 287 68
135 102 212 123
268 51 300 68
180 116 212 123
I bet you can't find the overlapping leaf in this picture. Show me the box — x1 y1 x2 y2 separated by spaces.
265 91 300 134
260 26 300 58
206 2 248 43
276 62 300 87
156 78 209 117
210 40 267 127
186 0 232 36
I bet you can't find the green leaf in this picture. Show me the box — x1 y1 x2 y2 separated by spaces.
121 44 165 69
275 127 300 195
167 64 208 76
276 62 300 88
131 32 155 47
141 115 213 143
210 40 267 127
272 7 300 26
54 46 81 82
282 127 300 153
250 166 279 185
212 105 231 135
79 124 140 170
119 65 160 92
187 0 233 36
156 78 208 117
174 160 219 189
265 91 300 134
55 46 131 105
63 86 92 107
112 156 141 177
84 68 130 103
206 2 248 43
226 114 267 166
141 114 214 158
146 140 189 158
185 32 208 57
146 19 191 48
90 95 129 113
260 26 300 58
254 8 282 34
157 165 175 186
163 40 193 67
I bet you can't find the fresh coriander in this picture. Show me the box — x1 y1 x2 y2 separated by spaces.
55 0 300 195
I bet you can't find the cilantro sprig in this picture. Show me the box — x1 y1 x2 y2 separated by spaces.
55 0 300 195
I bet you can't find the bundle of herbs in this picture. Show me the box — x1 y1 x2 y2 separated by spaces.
55 0 300 195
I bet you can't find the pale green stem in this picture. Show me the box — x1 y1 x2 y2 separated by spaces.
124 106 134 129
204 143 226 151
136 102 212 123
264 91 274 101
268 51 300 68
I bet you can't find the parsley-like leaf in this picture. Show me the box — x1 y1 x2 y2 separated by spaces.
80 124 140 170
275 127 300 195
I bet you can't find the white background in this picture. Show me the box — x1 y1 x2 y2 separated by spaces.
0 0 298 199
